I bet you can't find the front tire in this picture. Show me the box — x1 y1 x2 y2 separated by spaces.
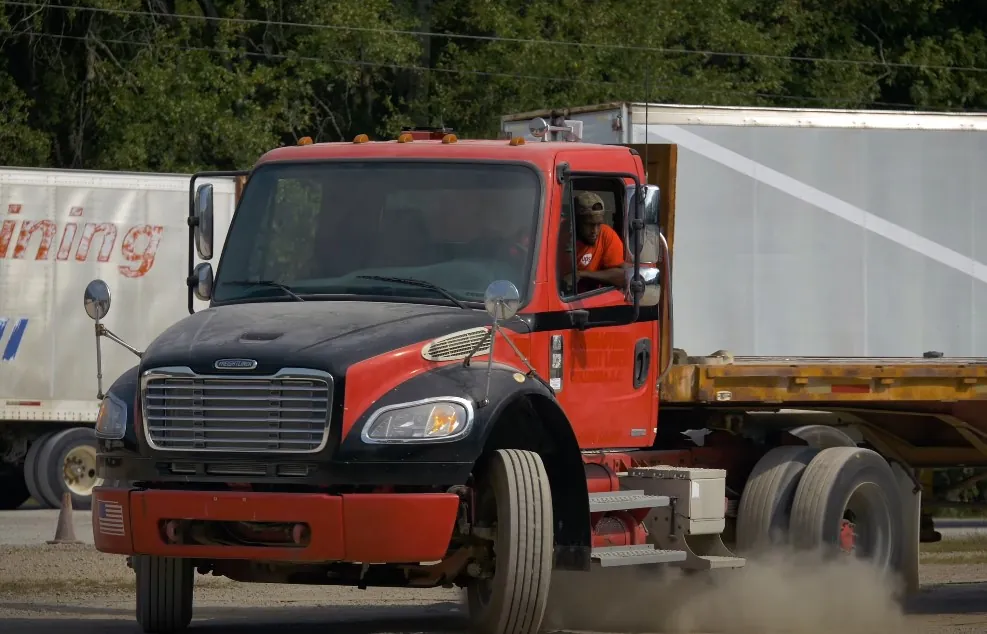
135 555 194 633
466 449 553 634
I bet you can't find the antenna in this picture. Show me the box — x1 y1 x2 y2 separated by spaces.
643 62 651 183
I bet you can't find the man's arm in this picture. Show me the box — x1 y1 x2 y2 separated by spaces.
579 267 627 288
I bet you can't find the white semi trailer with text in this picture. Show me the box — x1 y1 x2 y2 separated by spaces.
0 166 236 509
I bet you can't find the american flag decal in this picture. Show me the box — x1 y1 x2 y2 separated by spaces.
97 500 126 537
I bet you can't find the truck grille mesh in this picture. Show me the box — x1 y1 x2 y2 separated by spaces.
142 372 332 453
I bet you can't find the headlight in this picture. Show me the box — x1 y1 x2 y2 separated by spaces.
361 397 474 444
95 393 128 440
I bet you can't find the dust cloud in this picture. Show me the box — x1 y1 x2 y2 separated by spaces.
541 548 911 634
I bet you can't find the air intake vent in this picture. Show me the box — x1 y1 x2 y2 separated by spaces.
422 327 492 361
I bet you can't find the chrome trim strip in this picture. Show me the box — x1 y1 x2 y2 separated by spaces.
140 366 334 454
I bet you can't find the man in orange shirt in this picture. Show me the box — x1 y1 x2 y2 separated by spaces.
564 191 627 291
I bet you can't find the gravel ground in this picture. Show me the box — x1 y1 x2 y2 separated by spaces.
1 543 986 633
0 543 465 633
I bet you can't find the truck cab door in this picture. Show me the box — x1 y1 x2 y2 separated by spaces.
543 160 659 450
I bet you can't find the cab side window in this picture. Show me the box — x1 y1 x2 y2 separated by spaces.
556 177 627 299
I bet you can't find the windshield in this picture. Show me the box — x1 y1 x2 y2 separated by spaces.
211 161 541 306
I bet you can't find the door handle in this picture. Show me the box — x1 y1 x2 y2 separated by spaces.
633 338 652 389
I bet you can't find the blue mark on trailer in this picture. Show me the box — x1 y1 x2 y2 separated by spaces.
0 318 29 361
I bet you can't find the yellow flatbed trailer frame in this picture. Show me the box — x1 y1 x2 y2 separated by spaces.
664 355 987 470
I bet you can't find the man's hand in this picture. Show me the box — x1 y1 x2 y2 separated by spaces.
561 270 580 289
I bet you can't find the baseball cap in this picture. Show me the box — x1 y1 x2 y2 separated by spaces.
574 191 605 215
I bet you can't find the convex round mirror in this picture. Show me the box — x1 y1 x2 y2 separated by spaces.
84 279 112 321
528 117 549 139
484 280 520 322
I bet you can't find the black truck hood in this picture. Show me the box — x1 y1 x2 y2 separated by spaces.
142 300 494 376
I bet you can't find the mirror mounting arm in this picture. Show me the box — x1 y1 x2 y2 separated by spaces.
96 323 143 359
474 280 556 407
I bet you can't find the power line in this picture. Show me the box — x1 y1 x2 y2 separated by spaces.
0 28 940 111
6 0 987 75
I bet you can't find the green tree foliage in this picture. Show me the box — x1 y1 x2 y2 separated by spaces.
1 0 985 168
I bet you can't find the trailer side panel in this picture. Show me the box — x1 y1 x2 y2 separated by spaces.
629 109 987 358
0 168 236 423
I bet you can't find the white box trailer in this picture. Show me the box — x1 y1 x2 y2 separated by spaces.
501 103 987 358
0 167 237 509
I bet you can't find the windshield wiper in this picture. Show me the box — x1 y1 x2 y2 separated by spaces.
356 275 468 309
219 280 305 301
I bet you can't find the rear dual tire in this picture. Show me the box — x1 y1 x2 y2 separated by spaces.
789 446 903 572
737 444 902 572
736 445 819 553
24 428 100 510
0 463 31 510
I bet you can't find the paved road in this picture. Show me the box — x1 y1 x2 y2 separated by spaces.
3 587 987 633
931 518 987 540
0 602 467 634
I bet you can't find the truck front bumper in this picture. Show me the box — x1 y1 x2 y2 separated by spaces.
91 486 460 564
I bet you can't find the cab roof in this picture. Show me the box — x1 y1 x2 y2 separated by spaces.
255 138 635 173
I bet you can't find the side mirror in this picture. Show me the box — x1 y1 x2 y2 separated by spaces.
626 267 661 307
82 278 142 399
189 262 214 301
484 280 520 323
477 279 542 403
83 279 112 321
193 183 215 260
529 117 549 139
624 184 661 265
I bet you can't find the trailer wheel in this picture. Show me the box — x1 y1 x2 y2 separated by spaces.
24 431 57 509
0 463 31 510
466 449 553 634
736 445 819 554
135 555 194 633
789 446 903 572
36 427 100 511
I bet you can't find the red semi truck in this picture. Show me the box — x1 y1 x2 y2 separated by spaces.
83 120 987 633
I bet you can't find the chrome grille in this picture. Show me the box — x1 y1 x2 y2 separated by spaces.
141 367 333 453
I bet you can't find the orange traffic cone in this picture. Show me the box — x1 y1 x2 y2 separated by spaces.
47 491 82 545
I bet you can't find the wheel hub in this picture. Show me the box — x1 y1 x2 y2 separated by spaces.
62 445 98 496
839 517 857 554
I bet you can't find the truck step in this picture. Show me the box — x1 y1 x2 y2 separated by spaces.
588 490 670 513
591 545 688 567
680 555 746 571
